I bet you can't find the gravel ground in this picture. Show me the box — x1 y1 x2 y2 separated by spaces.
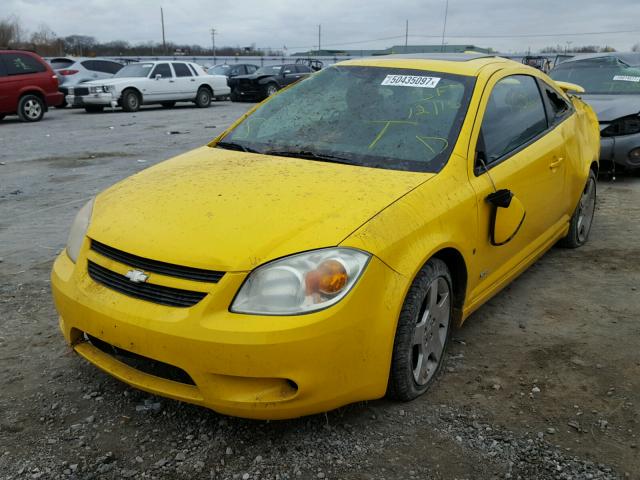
0 104 639 480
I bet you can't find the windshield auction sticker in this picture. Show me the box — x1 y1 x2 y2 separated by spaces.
381 75 441 88
613 75 640 82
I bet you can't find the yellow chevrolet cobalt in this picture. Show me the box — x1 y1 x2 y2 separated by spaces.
51 54 599 419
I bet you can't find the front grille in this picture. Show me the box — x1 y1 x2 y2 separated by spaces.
91 240 224 283
74 87 89 96
84 333 195 385
88 261 206 307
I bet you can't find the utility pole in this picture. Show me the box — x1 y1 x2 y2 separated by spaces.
318 24 321 54
160 7 167 55
210 28 217 61
405 20 409 52
441 0 448 53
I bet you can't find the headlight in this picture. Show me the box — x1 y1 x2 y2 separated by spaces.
102 85 114 93
89 86 101 94
601 115 640 137
231 248 371 315
66 198 94 263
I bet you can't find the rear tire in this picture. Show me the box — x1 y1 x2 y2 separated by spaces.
17 94 45 122
84 105 104 113
387 258 453 401
558 170 597 248
195 87 212 108
121 89 141 112
161 102 176 108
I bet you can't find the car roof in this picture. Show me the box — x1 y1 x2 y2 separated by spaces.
336 53 516 76
558 52 640 67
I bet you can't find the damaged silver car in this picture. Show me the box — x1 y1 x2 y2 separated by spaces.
550 53 640 172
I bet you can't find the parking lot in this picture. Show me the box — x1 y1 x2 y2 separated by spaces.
1 104 639 479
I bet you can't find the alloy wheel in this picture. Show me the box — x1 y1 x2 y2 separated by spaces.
576 176 596 243
411 277 451 386
23 99 42 120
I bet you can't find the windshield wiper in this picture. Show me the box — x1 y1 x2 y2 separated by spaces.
265 149 355 166
215 141 260 153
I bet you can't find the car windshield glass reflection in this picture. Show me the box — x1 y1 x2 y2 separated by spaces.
114 63 154 78
551 57 640 94
219 66 474 173
255 66 282 75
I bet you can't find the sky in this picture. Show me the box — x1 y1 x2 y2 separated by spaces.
3 0 640 53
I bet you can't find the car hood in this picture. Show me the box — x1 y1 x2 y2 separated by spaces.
88 147 432 272
80 78 142 87
580 94 640 122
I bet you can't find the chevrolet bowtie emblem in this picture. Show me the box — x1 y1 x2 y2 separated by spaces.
125 269 149 283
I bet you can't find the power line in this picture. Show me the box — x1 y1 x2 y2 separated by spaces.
287 27 640 51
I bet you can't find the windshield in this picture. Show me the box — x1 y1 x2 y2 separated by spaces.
255 65 282 76
550 57 640 94
114 63 154 78
210 64 230 75
218 66 474 173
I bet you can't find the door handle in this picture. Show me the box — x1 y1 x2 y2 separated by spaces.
169 80 175 83
550 157 564 169
190 79 195 81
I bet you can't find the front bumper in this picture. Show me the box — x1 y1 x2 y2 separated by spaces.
51 242 406 419
599 134 640 169
69 92 118 107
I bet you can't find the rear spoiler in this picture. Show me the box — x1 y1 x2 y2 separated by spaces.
554 81 585 94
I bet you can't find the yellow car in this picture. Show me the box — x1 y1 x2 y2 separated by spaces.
51 54 600 420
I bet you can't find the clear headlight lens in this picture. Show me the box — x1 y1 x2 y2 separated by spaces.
231 248 371 315
102 85 114 93
66 198 94 263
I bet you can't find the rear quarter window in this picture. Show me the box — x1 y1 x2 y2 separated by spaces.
4 53 47 75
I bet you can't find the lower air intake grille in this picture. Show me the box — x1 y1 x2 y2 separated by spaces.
84 333 195 385
87 261 206 308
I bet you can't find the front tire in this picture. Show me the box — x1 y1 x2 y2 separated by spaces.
18 95 45 122
195 87 212 108
263 82 278 99
387 258 453 401
121 89 141 112
559 170 597 248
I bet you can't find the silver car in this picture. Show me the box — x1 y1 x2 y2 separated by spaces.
550 53 640 172
49 57 124 107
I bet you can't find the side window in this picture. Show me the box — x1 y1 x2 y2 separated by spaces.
295 65 311 73
172 63 192 77
480 75 548 165
230 66 243 76
246 65 257 74
150 63 172 78
0 56 7 77
81 60 120 74
4 53 46 75
282 65 294 75
541 82 572 125
188 64 199 76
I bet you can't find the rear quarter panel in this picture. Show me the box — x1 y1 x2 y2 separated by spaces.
567 96 600 205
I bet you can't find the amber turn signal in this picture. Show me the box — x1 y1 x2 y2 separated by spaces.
305 259 348 295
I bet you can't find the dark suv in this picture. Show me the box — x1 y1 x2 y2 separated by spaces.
0 50 64 122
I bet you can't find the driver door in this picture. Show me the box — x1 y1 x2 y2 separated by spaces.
466 73 567 308
145 63 177 101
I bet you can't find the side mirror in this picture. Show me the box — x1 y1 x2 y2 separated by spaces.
486 189 526 246
155 74 162 80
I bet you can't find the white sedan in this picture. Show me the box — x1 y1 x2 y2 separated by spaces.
66 61 231 112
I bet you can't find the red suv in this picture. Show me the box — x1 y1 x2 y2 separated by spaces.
0 50 64 122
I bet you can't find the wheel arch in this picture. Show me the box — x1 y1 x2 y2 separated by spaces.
430 247 468 328
19 88 46 108
121 86 143 101
198 84 213 95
